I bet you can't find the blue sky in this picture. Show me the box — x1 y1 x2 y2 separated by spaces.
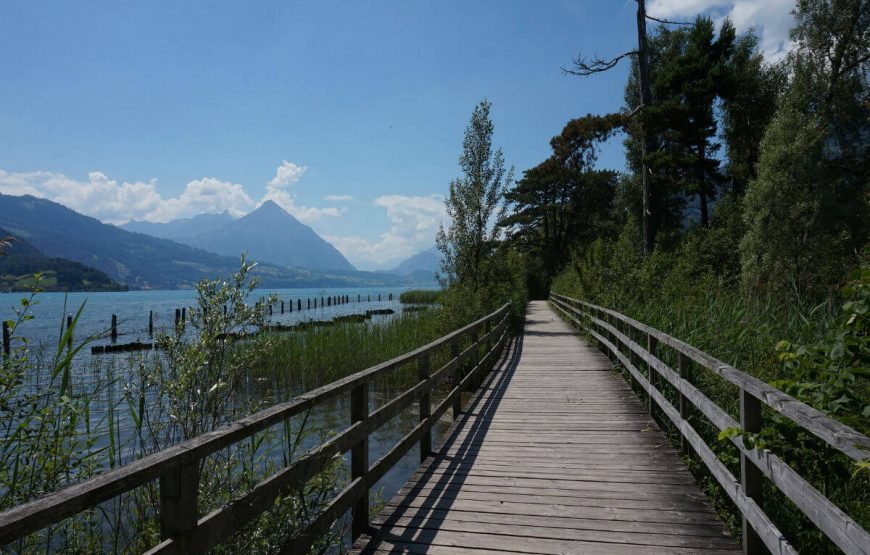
0 1 793 269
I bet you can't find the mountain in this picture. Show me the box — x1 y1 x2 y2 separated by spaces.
0 227 126 292
0 195 393 289
391 247 440 276
181 200 355 272
120 211 234 240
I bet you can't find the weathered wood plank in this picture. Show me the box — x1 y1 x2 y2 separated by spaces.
354 301 739 554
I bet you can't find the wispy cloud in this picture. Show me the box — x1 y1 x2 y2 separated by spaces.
648 0 795 60
323 194 353 202
326 194 445 268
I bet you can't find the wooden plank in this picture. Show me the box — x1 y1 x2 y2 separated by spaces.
355 301 739 554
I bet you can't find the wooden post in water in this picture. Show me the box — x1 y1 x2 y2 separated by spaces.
327 297 331 307
350 381 369 539
111 314 118 343
378 294 381 302
223 304 227 316
182 307 186 323
281 301 284 314
148 310 153 337
368 294 371 302
3 321 10 357
307 299 310 310
740 390 764 554
175 309 181 328
298 299 302 311
269 304 273 316
358 294 360 302
419 352 431 462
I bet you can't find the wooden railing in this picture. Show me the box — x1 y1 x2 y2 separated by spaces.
550 294 870 555
0 303 512 554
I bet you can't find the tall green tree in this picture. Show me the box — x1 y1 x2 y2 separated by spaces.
740 0 870 301
720 32 785 197
437 100 514 289
644 17 735 227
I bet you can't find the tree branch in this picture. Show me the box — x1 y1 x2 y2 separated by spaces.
645 14 694 26
562 50 637 77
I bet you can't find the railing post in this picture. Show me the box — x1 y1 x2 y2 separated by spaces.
159 463 200 545
647 333 658 418
451 338 461 419
678 352 691 455
470 329 480 389
351 382 369 539
740 389 764 555
419 353 432 462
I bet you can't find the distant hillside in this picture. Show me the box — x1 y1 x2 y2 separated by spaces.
0 195 396 289
0 228 126 292
181 200 355 272
121 211 234 240
391 247 440 278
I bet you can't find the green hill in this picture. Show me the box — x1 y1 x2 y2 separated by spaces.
0 229 126 292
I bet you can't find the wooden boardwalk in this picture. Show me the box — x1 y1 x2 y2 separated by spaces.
353 301 739 554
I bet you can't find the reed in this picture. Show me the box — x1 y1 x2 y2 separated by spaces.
398 289 442 305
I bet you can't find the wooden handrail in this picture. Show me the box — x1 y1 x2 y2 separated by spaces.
0 303 512 553
550 294 870 555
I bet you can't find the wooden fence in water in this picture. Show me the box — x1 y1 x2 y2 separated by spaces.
550 293 870 555
0 303 511 553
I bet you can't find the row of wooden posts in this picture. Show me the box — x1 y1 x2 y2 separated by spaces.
1 293 397 355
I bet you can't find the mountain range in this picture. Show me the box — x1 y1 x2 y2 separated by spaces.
120 202 353 272
0 194 416 290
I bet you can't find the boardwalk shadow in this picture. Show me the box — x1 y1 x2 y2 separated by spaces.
357 326 525 552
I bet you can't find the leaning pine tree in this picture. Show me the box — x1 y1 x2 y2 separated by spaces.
437 100 513 291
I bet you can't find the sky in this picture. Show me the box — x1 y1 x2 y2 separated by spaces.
0 0 795 270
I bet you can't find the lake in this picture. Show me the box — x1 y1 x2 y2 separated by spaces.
1 285 446 549
0 286 412 349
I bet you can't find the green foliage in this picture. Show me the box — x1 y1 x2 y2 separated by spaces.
740 0 869 302
773 246 870 432
437 100 514 290
398 289 442 304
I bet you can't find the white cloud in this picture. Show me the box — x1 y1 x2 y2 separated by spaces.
0 168 254 224
323 194 353 202
260 160 342 223
648 0 795 60
326 194 445 268
268 161 307 188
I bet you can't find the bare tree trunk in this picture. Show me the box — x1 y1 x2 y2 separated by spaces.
636 0 655 255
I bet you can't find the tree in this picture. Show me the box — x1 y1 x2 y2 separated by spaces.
645 17 735 227
740 0 870 301
502 113 621 296
565 0 659 254
437 100 514 289
720 31 785 197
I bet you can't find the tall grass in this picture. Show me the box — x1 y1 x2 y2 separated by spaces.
398 289 441 305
